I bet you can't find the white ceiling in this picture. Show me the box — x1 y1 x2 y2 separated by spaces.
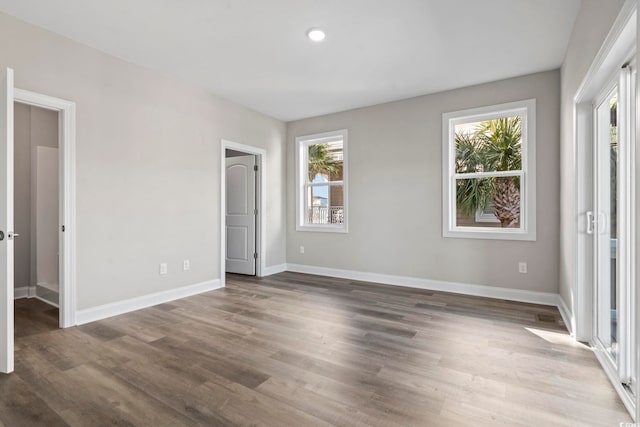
0 0 582 121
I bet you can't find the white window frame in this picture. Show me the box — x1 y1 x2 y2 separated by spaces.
442 99 536 241
296 129 348 233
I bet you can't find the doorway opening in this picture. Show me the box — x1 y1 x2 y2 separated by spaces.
14 103 60 309
0 74 77 374
220 140 266 286
13 88 76 334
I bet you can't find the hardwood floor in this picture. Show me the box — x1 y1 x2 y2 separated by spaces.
2 272 631 426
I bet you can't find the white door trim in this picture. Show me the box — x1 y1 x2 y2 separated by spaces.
572 0 637 419
220 140 266 287
573 0 636 343
14 88 77 328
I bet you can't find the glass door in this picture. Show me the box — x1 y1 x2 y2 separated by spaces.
592 65 635 392
594 85 619 361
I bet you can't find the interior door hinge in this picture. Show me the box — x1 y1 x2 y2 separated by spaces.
254 165 258 171
254 208 258 215
61 225 65 232
253 253 258 259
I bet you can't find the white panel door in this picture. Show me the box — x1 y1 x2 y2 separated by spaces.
226 155 256 275
0 68 14 374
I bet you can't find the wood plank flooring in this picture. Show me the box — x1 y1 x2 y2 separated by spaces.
2 272 632 426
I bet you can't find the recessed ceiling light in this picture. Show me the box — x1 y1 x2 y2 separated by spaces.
306 28 326 42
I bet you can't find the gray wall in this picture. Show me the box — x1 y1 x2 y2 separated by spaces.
6 1 621 312
0 12 286 310
559 0 625 311
287 70 560 293
13 103 59 291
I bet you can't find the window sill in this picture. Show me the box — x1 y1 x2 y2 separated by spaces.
296 225 348 233
444 227 536 241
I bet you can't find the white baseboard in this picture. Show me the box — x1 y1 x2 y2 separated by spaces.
286 263 560 307
556 296 574 337
76 279 222 326
263 263 287 276
15 286 38 299
15 286 59 308
34 295 59 309
37 282 59 292
14 286 29 299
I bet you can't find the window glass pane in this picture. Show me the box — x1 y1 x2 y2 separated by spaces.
455 116 522 173
329 185 345 224
456 177 521 228
610 94 618 358
305 184 344 225
307 139 343 183
475 201 500 223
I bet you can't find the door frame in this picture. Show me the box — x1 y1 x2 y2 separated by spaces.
14 88 76 329
220 139 265 286
573 0 636 417
591 70 635 381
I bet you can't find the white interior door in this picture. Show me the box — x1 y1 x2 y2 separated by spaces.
0 68 14 374
225 155 256 275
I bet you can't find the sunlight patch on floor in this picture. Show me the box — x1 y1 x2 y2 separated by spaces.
525 327 589 348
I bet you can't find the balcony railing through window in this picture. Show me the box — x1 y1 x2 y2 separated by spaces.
307 206 344 224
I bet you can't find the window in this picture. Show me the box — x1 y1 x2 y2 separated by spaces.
442 99 536 240
296 130 348 232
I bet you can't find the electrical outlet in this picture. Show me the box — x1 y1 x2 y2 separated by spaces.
159 263 168 275
518 262 527 274
299 246 305 254
183 260 190 271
